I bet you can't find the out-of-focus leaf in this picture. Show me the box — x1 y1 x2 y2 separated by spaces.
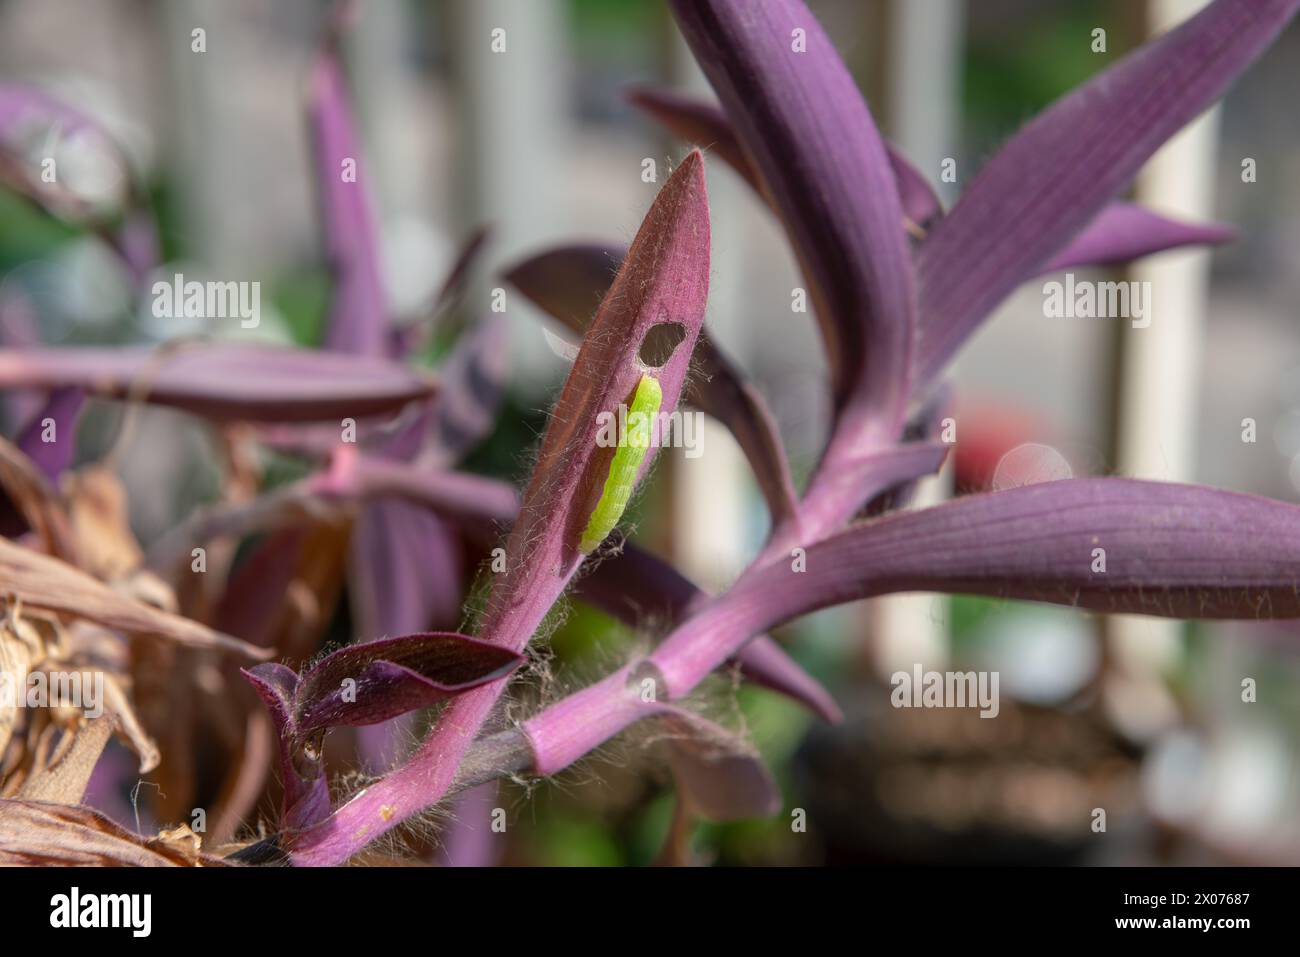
0 344 436 423
660 709 781 821
312 453 520 526
309 41 389 357
213 529 308 649
147 460 514 575
16 387 82 483
392 227 493 358
421 316 509 464
63 465 143 582
348 499 463 642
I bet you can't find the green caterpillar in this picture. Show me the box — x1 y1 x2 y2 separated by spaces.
579 373 663 553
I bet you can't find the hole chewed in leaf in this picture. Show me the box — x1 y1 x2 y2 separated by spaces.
638 320 686 368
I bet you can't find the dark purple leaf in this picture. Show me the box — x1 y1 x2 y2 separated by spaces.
665 2 915 435
241 662 329 830
421 316 509 464
214 528 308 648
293 632 523 734
626 85 763 194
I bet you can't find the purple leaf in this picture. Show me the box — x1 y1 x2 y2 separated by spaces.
651 479 1300 697
509 480 1300 787
250 404 430 461
215 529 308 649
16 387 83 482
0 344 435 422
507 244 798 524
729 636 841 723
864 383 954 515
421 316 509 464
1037 201 1236 275
347 498 465 771
312 452 519 527
292 632 523 735
886 146 943 235
504 243 619 331
915 0 1300 385
391 226 493 358
147 456 515 574
787 440 948 549
349 500 463 643
628 85 941 235
626 86 763 194
241 662 329 830
660 710 782 821
666 0 915 435
308 40 390 357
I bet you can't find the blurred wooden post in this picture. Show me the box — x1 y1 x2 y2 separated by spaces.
868 0 965 677
449 0 569 385
1109 0 1221 682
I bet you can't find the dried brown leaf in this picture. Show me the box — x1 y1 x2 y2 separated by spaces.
0 436 77 562
63 466 145 582
16 715 112 803
0 799 231 866
0 537 269 659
